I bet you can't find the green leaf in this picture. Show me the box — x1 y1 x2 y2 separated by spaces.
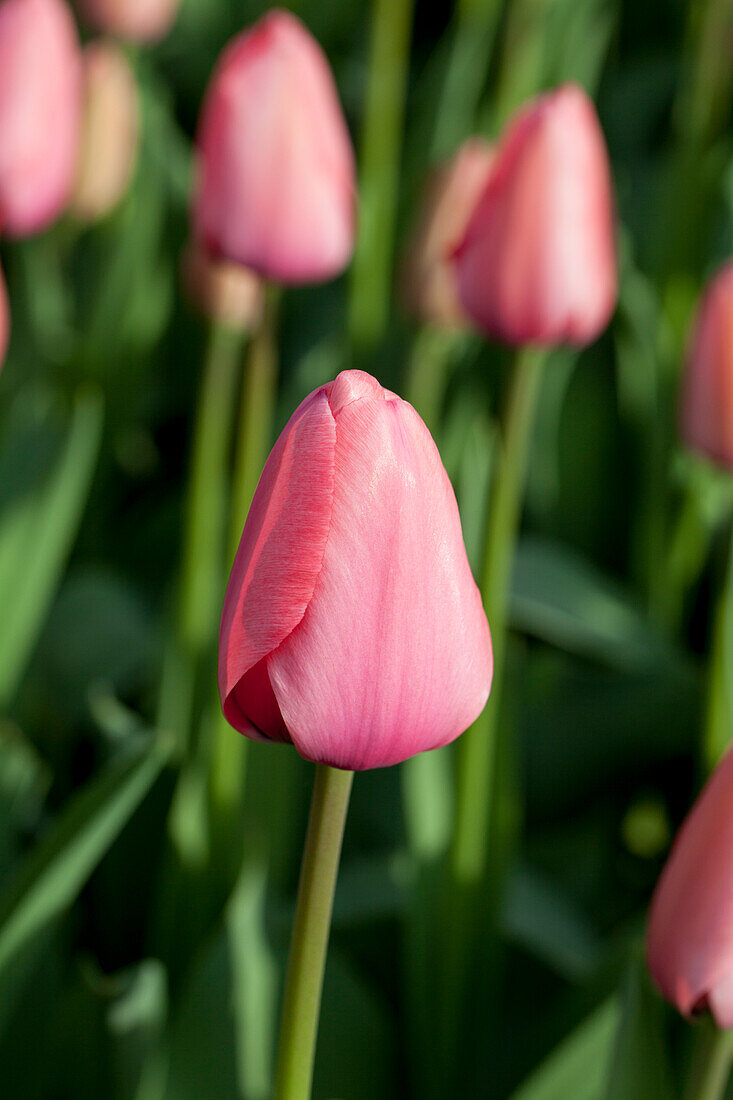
511 537 679 671
604 956 675 1100
0 386 103 706
0 738 168 977
0 723 51 891
502 863 602 981
227 861 279 1100
510 999 620 1100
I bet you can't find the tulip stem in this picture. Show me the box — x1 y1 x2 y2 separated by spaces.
274 764 354 1100
212 290 280 822
453 344 546 884
439 346 545 1078
349 0 415 350
405 326 464 435
685 1023 733 1100
180 321 244 656
228 288 280 563
703 523 733 772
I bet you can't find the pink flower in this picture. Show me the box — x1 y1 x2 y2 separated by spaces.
72 40 139 223
647 745 733 1026
0 0 82 238
680 261 733 468
0 262 9 369
403 138 495 328
79 0 178 42
454 84 617 347
219 370 492 771
193 9 356 285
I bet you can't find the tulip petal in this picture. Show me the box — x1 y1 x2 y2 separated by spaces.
647 746 733 1020
268 390 492 769
218 387 336 739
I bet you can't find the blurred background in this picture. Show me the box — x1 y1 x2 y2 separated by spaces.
1 0 732 1096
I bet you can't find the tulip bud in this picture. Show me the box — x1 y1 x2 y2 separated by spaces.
0 0 82 237
454 84 617 347
193 10 356 285
182 241 264 332
680 261 733 468
71 41 138 223
0 262 9 369
647 745 733 1026
78 0 178 42
402 139 494 327
219 369 492 770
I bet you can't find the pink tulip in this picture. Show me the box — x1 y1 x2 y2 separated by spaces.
0 262 8 369
79 0 178 41
72 40 139 223
193 10 356 285
680 261 733 468
647 744 733 1026
0 0 82 238
219 369 492 770
454 84 617 347
403 138 495 327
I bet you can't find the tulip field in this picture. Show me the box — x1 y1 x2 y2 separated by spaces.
3 0 733 1097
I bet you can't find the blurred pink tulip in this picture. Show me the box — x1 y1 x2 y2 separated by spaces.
219 369 492 770
647 744 733 1026
681 260 733 468
454 84 617 347
403 138 495 327
0 262 8 369
194 9 356 285
72 40 139 223
79 0 178 42
0 0 82 237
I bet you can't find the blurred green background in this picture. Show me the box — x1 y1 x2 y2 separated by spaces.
1 0 733 1096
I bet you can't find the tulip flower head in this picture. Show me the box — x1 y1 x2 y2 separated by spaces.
647 744 733 1026
0 0 82 237
219 370 492 770
454 84 617 347
72 40 139 223
193 9 356 284
403 138 495 327
79 0 178 41
681 260 733 468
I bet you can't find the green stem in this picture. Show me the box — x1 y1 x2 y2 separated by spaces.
179 322 244 654
349 0 415 351
452 346 546 884
703 523 733 772
660 477 710 634
685 1023 733 1100
210 292 280 820
404 326 463 436
274 765 354 1100
435 347 544 1083
228 289 280 563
